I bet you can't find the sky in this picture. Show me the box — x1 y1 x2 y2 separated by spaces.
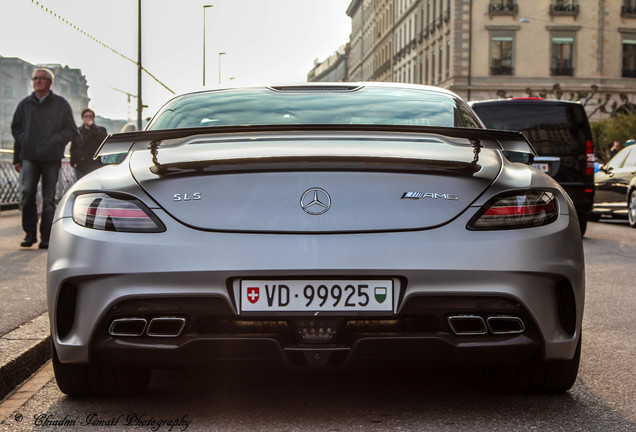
0 0 352 121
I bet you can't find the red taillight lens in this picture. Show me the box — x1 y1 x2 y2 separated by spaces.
468 191 558 230
585 139 595 176
72 193 165 232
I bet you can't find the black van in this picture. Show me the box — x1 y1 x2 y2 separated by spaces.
470 98 595 235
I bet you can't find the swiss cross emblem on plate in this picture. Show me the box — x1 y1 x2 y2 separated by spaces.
247 287 260 304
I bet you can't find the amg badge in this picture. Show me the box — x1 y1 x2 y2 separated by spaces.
401 192 459 200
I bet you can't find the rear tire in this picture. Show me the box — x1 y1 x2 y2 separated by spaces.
578 215 588 236
628 191 636 228
484 335 581 393
51 340 151 396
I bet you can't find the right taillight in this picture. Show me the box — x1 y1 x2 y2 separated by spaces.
467 191 558 230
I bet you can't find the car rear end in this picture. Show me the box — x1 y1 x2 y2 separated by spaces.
470 98 595 235
47 85 585 395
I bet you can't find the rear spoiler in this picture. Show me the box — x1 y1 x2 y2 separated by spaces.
95 124 536 163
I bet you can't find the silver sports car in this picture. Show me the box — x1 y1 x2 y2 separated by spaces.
47 83 584 396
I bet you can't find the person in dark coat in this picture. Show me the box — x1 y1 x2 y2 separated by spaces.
11 67 77 249
70 108 107 178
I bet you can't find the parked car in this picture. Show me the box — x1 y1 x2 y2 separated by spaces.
470 98 595 235
591 145 636 227
48 84 584 396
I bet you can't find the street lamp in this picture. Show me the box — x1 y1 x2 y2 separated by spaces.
218 52 226 85
202 4 213 86
137 0 143 130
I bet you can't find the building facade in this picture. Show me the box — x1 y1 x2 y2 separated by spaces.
309 0 636 119
307 45 349 82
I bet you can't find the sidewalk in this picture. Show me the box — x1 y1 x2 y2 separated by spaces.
0 210 51 400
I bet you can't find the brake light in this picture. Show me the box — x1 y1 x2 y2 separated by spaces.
467 191 558 230
585 139 595 176
72 193 165 232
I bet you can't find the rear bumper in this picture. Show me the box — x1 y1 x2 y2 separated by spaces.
48 209 584 367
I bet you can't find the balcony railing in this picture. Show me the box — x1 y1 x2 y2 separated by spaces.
488 3 518 16
551 66 574 76
490 65 514 75
622 69 636 78
621 6 636 17
550 4 579 17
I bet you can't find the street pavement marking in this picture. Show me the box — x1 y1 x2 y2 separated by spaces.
0 361 54 422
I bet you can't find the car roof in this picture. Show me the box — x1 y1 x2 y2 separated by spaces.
178 82 464 100
470 98 584 107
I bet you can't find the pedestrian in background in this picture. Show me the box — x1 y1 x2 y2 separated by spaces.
11 67 77 249
70 108 107 178
609 140 624 159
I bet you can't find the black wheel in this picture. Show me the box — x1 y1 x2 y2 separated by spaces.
484 335 581 393
628 191 636 228
51 340 151 396
587 212 600 222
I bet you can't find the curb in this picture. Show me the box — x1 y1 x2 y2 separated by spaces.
0 313 51 400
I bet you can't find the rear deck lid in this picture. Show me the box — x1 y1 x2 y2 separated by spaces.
127 130 505 233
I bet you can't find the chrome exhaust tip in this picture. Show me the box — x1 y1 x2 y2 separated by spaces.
109 318 147 337
486 316 525 334
448 315 487 335
147 317 186 337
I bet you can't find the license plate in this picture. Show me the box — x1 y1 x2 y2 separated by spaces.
532 163 550 173
240 280 393 313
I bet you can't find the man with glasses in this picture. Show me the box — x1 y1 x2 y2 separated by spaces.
11 67 77 249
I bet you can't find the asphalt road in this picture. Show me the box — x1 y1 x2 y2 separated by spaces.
0 217 634 431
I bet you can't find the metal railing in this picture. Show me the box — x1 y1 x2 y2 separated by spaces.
0 149 76 210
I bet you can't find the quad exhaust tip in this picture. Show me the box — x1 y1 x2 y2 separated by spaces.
486 316 525 334
448 315 487 335
448 315 525 336
109 317 186 338
109 318 147 337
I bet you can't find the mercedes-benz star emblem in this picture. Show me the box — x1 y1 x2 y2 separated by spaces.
300 187 331 215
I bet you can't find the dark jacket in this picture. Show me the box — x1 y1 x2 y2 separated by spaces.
70 123 108 175
11 91 78 164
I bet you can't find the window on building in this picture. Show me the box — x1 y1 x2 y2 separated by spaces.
446 40 451 78
490 36 514 75
623 38 636 78
425 54 429 85
432 51 436 83
623 0 636 15
489 0 516 11
551 0 579 14
439 45 443 78
551 37 574 76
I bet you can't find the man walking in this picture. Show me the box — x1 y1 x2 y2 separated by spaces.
71 108 107 178
11 67 77 249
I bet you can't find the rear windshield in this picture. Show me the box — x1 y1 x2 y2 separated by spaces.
472 102 590 155
148 87 482 130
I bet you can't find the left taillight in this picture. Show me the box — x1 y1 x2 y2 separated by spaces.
72 193 165 232
467 191 558 230
585 139 595 176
